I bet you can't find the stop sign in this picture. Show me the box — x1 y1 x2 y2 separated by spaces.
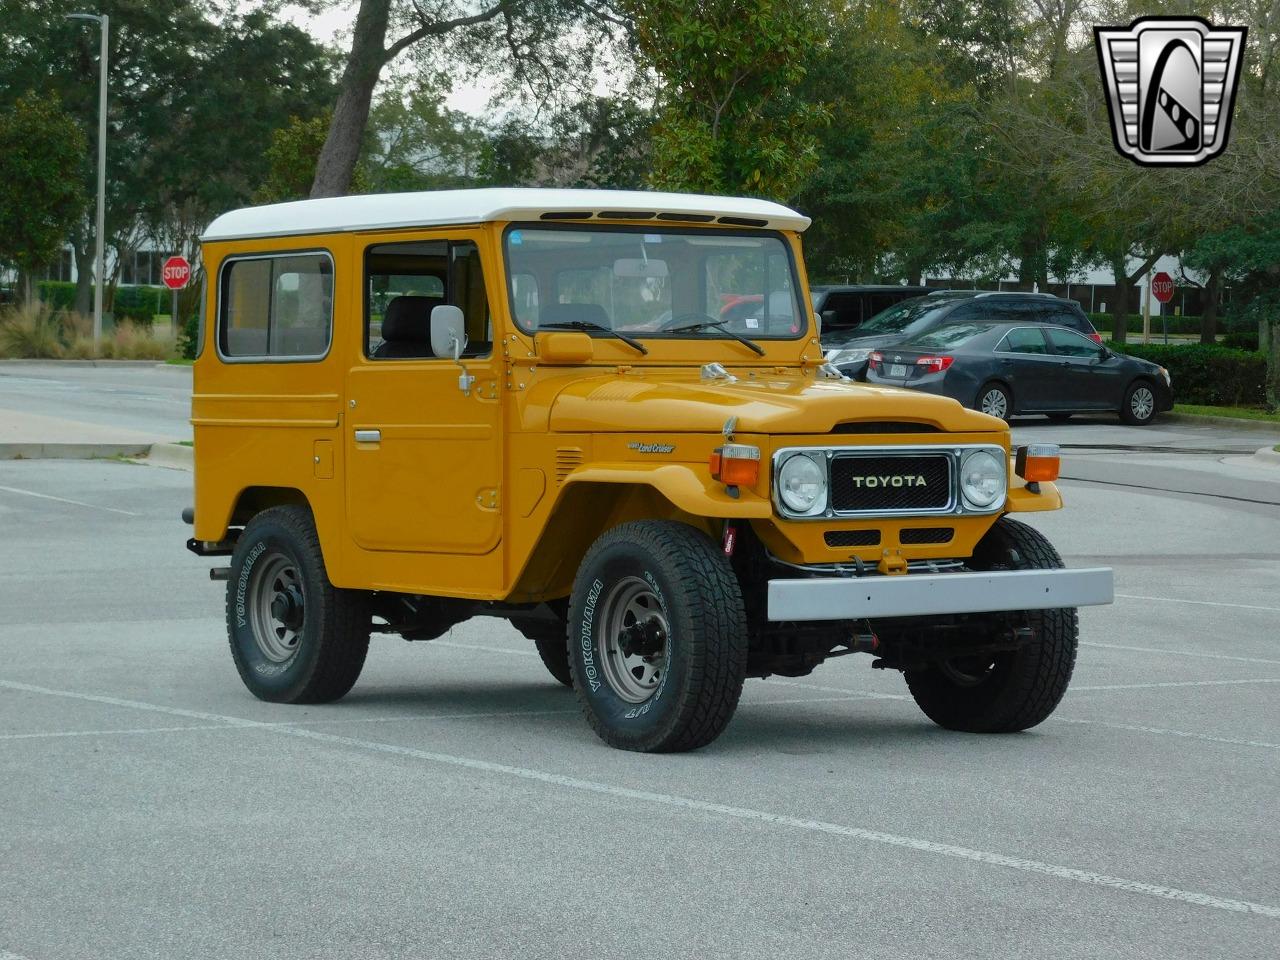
1151 271 1175 304
162 255 191 290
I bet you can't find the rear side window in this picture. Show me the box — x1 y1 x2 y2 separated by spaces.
998 327 1049 354
1047 303 1088 332
219 253 333 360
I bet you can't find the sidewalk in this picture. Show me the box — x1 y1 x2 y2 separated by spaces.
0 407 191 467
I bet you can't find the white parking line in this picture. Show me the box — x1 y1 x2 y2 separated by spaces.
1072 678 1280 692
0 484 140 517
3 679 1278 920
1053 718 1280 752
432 639 537 656
1116 593 1280 613
1082 641 1280 666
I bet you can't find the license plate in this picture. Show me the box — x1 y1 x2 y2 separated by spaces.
888 363 909 378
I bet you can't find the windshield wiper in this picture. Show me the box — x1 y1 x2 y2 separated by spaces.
539 320 648 355
666 320 766 356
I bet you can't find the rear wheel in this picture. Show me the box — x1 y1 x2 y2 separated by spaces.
976 382 1012 421
226 506 370 704
568 521 747 752
512 618 573 688
904 517 1077 732
1121 380 1158 425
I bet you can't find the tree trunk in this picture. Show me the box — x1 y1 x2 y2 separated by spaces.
1199 265 1223 345
1110 254 1130 345
310 0 392 198
72 240 93 316
1266 316 1279 413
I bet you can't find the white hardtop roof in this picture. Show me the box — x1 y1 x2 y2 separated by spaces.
201 188 811 241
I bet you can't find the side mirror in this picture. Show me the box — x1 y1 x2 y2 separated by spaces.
430 304 466 360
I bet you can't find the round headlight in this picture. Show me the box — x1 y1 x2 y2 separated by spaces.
960 450 1006 509
778 453 827 514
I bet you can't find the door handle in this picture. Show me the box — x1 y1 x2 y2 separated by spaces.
354 429 381 443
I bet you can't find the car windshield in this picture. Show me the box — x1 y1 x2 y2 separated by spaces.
504 226 805 340
903 323 988 350
857 296 960 336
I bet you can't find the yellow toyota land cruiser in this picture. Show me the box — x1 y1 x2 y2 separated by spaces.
186 188 1112 752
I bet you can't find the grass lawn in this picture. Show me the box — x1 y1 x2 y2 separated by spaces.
177 441 193 447
165 357 193 365
1174 404 1280 423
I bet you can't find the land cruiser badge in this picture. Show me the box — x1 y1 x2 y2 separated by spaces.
1095 17 1246 166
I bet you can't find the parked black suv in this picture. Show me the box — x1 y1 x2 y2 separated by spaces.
823 291 1101 379
810 284 930 333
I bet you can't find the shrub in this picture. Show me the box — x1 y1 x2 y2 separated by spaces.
1109 341 1266 406
36 280 77 312
0 302 65 358
1088 312 1253 336
1221 331 1260 351
113 285 162 328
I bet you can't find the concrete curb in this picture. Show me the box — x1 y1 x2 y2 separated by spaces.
144 443 193 470
0 442 152 460
0 358 164 368
1253 446 1280 467
1162 412 1280 435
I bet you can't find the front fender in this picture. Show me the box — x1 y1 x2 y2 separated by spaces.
563 463 772 519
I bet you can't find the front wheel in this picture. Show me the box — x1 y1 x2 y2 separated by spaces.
1121 380 1158 425
226 506 370 704
904 517 1078 732
568 521 748 752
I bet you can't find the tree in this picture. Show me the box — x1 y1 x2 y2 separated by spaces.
0 94 85 302
616 0 832 198
310 0 620 197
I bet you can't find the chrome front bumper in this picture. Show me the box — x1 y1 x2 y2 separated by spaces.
767 567 1114 621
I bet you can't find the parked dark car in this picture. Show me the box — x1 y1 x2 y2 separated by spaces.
864 322 1173 425
810 284 930 333
824 291 1101 379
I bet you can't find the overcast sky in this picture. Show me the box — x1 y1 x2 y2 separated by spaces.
275 1 498 115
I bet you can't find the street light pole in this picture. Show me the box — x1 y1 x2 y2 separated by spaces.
67 12 108 350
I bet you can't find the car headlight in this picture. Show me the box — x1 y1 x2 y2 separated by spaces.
1159 366 1171 387
960 449 1006 510
777 453 827 515
825 347 872 366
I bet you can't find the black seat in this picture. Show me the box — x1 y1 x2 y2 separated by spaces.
539 302 609 329
373 295 442 359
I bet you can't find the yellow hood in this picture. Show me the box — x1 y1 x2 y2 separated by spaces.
542 371 1004 434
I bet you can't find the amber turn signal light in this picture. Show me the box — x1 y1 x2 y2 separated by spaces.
1015 443 1060 482
710 443 761 487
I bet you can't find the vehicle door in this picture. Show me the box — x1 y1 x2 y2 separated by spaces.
1045 326 1123 409
345 232 502 555
993 326 1058 411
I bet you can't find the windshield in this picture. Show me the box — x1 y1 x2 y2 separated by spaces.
905 323 988 350
504 225 806 341
858 296 959 336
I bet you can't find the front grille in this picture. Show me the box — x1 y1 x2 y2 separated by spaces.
829 454 952 514
824 529 881 547
901 527 954 545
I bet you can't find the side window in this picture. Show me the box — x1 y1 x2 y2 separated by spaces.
999 327 1049 354
946 303 983 322
219 253 332 360
1050 304 1087 331
365 239 491 360
1046 327 1101 358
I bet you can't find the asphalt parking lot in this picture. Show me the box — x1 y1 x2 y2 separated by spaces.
2 369 1279 959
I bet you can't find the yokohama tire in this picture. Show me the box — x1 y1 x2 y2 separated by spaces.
567 521 748 752
904 517 1078 733
226 505 370 704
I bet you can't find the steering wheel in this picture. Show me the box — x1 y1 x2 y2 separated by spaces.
658 311 719 331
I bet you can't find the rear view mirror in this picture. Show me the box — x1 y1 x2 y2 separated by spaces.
613 258 668 279
430 304 466 360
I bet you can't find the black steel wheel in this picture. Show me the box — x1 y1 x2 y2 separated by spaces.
567 521 747 752
904 517 1078 732
226 505 370 704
